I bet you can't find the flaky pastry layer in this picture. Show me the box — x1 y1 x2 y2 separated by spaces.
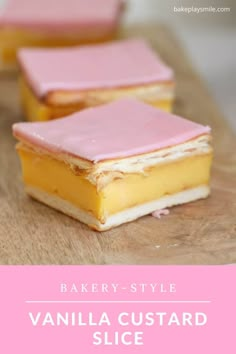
16 134 212 190
19 76 174 121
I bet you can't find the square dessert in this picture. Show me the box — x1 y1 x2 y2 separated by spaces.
13 99 212 231
18 39 175 121
0 0 123 70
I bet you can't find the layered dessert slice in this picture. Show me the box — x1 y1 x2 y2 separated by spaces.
13 99 212 231
0 0 123 70
18 39 174 121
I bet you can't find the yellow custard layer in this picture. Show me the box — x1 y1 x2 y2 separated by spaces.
17 146 212 222
20 78 173 121
0 28 115 66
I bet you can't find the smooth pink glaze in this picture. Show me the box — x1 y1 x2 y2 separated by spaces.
0 0 122 30
13 99 211 163
18 39 174 97
152 209 170 219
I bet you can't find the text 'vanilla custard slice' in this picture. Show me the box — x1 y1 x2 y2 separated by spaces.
0 0 123 70
13 99 212 231
17 39 174 121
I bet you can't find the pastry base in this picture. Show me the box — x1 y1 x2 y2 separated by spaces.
26 185 210 231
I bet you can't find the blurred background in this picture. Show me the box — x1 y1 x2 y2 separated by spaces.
0 0 235 129
125 0 235 131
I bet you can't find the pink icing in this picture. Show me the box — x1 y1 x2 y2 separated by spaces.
0 0 122 31
18 39 174 97
13 99 211 163
152 209 170 219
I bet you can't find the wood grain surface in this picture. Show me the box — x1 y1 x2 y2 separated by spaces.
0 25 235 265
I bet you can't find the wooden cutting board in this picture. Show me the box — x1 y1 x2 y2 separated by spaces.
0 25 235 265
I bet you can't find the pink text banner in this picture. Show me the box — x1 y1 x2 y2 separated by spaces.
0 266 235 353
